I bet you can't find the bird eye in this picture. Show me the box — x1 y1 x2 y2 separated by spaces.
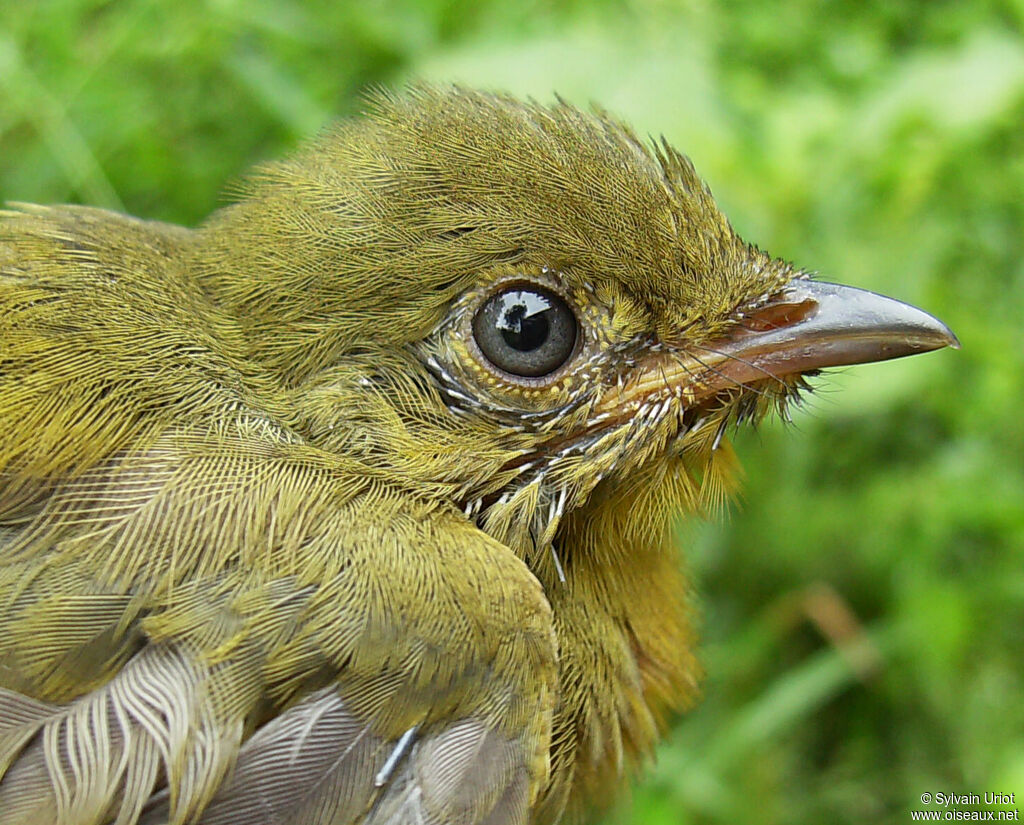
472 285 579 378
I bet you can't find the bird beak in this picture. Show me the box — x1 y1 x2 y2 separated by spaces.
698 278 959 382
602 280 959 413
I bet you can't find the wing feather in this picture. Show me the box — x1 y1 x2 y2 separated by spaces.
144 688 387 825
139 693 532 825
366 718 528 825
0 645 237 825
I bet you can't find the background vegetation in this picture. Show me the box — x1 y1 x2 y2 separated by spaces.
1 1 1021 823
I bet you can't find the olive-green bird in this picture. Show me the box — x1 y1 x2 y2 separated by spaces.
0 87 956 825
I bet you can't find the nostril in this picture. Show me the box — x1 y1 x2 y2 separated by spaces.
740 298 818 332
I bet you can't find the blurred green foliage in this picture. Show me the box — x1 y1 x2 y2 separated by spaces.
1 1 1021 823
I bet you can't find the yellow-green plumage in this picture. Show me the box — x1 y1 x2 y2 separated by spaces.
0 87 955 825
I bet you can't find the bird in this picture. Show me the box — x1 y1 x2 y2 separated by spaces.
0 86 957 825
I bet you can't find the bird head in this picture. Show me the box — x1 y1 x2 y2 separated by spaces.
196 86 957 575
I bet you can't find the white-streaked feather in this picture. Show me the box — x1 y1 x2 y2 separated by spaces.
0 644 231 825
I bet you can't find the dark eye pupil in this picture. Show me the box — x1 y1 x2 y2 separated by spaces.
497 295 552 352
472 284 579 379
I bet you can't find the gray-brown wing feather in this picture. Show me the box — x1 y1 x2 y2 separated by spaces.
365 718 528 825
143 688 388 825
136 691 529 825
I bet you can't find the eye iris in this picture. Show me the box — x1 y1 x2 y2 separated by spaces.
472 285 578 378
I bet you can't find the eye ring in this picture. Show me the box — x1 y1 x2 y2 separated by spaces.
471 283 580 380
